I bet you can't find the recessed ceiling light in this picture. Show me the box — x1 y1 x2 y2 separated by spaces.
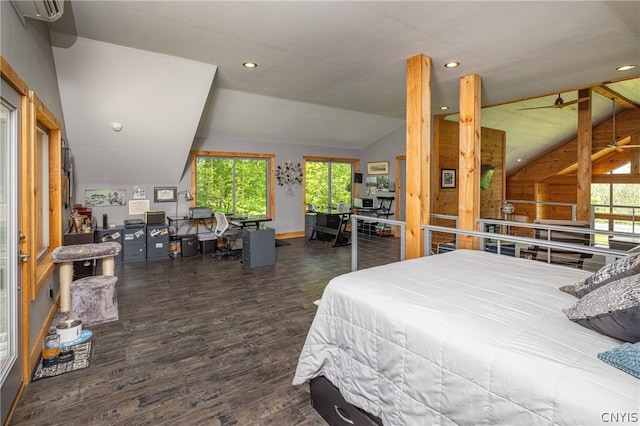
243 62 258 69
440 106 449 110
517 158 523 162
111 122 123 132
616 64 635 72
444 61 460 69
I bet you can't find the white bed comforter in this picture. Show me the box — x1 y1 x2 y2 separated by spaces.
293 250 640 425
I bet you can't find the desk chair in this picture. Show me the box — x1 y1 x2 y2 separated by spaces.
213 212 243 260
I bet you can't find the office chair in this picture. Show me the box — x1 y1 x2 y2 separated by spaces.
213 212 243 260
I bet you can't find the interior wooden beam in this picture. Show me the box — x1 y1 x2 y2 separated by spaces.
592 85 640 109
575 89 592 221
405 54 431 259
591 173 640 184
458 74 481 249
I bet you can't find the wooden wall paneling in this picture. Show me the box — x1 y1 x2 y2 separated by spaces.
433 117 505 222
405 54 431 259
458 74 481 250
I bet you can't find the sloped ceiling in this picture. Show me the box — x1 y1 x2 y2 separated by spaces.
51 33 216 184
45 0 640 183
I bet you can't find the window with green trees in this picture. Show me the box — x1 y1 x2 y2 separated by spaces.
304 157 358 211
191 151 275 216
591 163 639 234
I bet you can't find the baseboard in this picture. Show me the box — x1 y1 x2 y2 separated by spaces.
275 231 304 239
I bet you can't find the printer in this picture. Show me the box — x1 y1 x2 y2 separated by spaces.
189 207 212 219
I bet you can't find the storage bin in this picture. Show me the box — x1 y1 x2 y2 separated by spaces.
198 236 218 254
181 235 198 257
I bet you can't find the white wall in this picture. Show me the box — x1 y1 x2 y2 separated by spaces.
1 2 66 347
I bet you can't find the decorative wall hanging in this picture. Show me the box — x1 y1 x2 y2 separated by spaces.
276 160 303 196
84 189 127 206
367 161 389 175
441 168 456 188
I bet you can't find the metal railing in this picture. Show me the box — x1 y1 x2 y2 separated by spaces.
591 203 639 235
346 215 633 272
349 214 405 272
422 223 628 264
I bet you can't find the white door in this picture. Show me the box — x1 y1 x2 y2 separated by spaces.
0 77 24 423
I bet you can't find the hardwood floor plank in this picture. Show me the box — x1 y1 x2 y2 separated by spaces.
11 236 397 425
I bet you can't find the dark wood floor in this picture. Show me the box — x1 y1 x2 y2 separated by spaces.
11 237 371 426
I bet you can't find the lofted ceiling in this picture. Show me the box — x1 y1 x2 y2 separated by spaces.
40 0 640 184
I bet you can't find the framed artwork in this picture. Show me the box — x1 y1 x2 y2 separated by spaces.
441 168 456 188
84 189 127 206
367 161 389 175
154 186 177 202
133 185 146 199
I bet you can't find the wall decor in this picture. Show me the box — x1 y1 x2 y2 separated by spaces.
154 186 177 202
367 161 389 175
84 189 127 207
441 168 456 188
133 185 146 199
129 199 150 215
366 176 389 191
276 160 303 196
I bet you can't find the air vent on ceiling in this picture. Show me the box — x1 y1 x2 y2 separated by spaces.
14 0 64 22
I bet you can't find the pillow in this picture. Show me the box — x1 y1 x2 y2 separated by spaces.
563 274 640 342
598 342 640 379
560 252 640 298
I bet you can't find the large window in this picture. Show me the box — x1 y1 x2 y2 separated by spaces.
191 151 275 217
304 156 358 211
592 163 640 234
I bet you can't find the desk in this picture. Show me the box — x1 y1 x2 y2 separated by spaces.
229 215 272 229
310 211 351 247
167 216 214 235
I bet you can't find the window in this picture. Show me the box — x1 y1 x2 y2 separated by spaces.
591 163 640 235
29 92 63 300
35 125 50 259
304 156 359 211
191 151 275 217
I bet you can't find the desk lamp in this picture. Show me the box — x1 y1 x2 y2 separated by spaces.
175 189 194 221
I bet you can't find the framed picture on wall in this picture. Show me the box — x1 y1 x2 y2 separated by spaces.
154 186 177 202
441 168 456 188
367 161 389 175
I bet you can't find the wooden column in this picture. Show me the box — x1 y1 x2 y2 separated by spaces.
405 55 431 259
458 74 481 249
576 89 592 222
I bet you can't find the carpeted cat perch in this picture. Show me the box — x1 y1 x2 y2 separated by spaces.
52 242 121 326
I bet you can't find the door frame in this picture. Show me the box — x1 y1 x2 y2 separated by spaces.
1 57 28 425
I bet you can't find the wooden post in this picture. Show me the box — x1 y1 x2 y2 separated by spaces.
405 55 432 259
576 89 592 222
458 74 481 249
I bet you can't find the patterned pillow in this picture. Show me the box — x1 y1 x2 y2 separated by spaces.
560 252 640 298
563 274 640 342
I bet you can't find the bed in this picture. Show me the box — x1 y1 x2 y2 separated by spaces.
293 250 640 425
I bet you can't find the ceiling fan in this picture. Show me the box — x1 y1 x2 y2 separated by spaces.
605 97 640 150
517 93 590 111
